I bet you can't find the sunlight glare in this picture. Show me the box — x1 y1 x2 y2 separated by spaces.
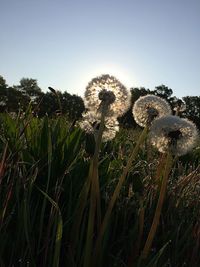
80 63 138 96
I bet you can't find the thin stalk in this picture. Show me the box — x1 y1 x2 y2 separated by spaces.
154 153 166 183
35 185 63 267
141 152 173 260
83 105 107 267
23 193 36 267
37 122 52 256
70 168 92 251
93 127 148 264
128 198 145 267
48 87 62 114
0 180 14 227
0 143 8 186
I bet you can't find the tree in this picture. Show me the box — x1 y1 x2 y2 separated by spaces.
183 96 200 129
15 78 41 97
62 92 85 120
152 84 173 100
5 87 24 112
152 85 186 114
37 92 58 117
14 78 43 109
0 75 8 112
0 75 26 113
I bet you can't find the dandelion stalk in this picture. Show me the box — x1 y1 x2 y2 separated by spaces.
93 126 148 265
83 103 108 267
81 74 131 266
141 115 198 260
141 151 173 260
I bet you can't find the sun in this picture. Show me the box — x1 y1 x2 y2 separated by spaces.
81 63 138 94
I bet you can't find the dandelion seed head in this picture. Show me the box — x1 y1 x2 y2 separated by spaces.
149 115 199 156
132 95 172 127
79 111 119 142
79 120 94 134
102 127 118 142
98 89 116 105
84 74 131 117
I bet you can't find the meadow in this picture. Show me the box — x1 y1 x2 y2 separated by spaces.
0 76 200 267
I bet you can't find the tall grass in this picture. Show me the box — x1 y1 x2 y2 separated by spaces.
0 112 199 267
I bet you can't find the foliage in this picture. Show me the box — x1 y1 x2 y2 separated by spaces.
1 75 200 129
0 109 199 267
0 74 199 266
0 75 85 120
183 96 200 130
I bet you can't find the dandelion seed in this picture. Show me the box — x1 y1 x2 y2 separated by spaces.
79 111 119 142
132 94 172 127
149 115 199 156
84 74 131 117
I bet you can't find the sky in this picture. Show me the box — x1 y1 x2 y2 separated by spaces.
1 0 200 98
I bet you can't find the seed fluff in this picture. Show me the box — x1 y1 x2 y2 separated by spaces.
132 94 172 127
149 115 199 156
79 111 119 142
84 74 131 117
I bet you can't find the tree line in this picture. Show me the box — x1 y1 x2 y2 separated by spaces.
0 75 85 120
0 75 200 129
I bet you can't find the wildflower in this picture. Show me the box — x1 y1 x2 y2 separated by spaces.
79 111 119 142
132 94 172 127
102 123 118 142
84 74 131 117
149 115 199 156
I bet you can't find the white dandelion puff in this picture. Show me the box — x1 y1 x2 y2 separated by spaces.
132 94 172 127
102 125 118 142
79 120 94 134
149 115 199 156
79 111 119 142
84 74 131 117
79 111 101 134
173 99 186 115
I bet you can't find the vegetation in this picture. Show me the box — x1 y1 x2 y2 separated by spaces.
0 74 200 267
0 76 85 120
0 75 200 129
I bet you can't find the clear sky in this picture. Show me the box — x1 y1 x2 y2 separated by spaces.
1 0 200 98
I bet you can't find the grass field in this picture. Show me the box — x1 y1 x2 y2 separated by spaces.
0 109 200 267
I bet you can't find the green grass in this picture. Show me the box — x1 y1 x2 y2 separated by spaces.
0 112 199 267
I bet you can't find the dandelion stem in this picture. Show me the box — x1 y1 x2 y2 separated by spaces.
83 104 107 267
141 152 173 260
93 126 148 265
